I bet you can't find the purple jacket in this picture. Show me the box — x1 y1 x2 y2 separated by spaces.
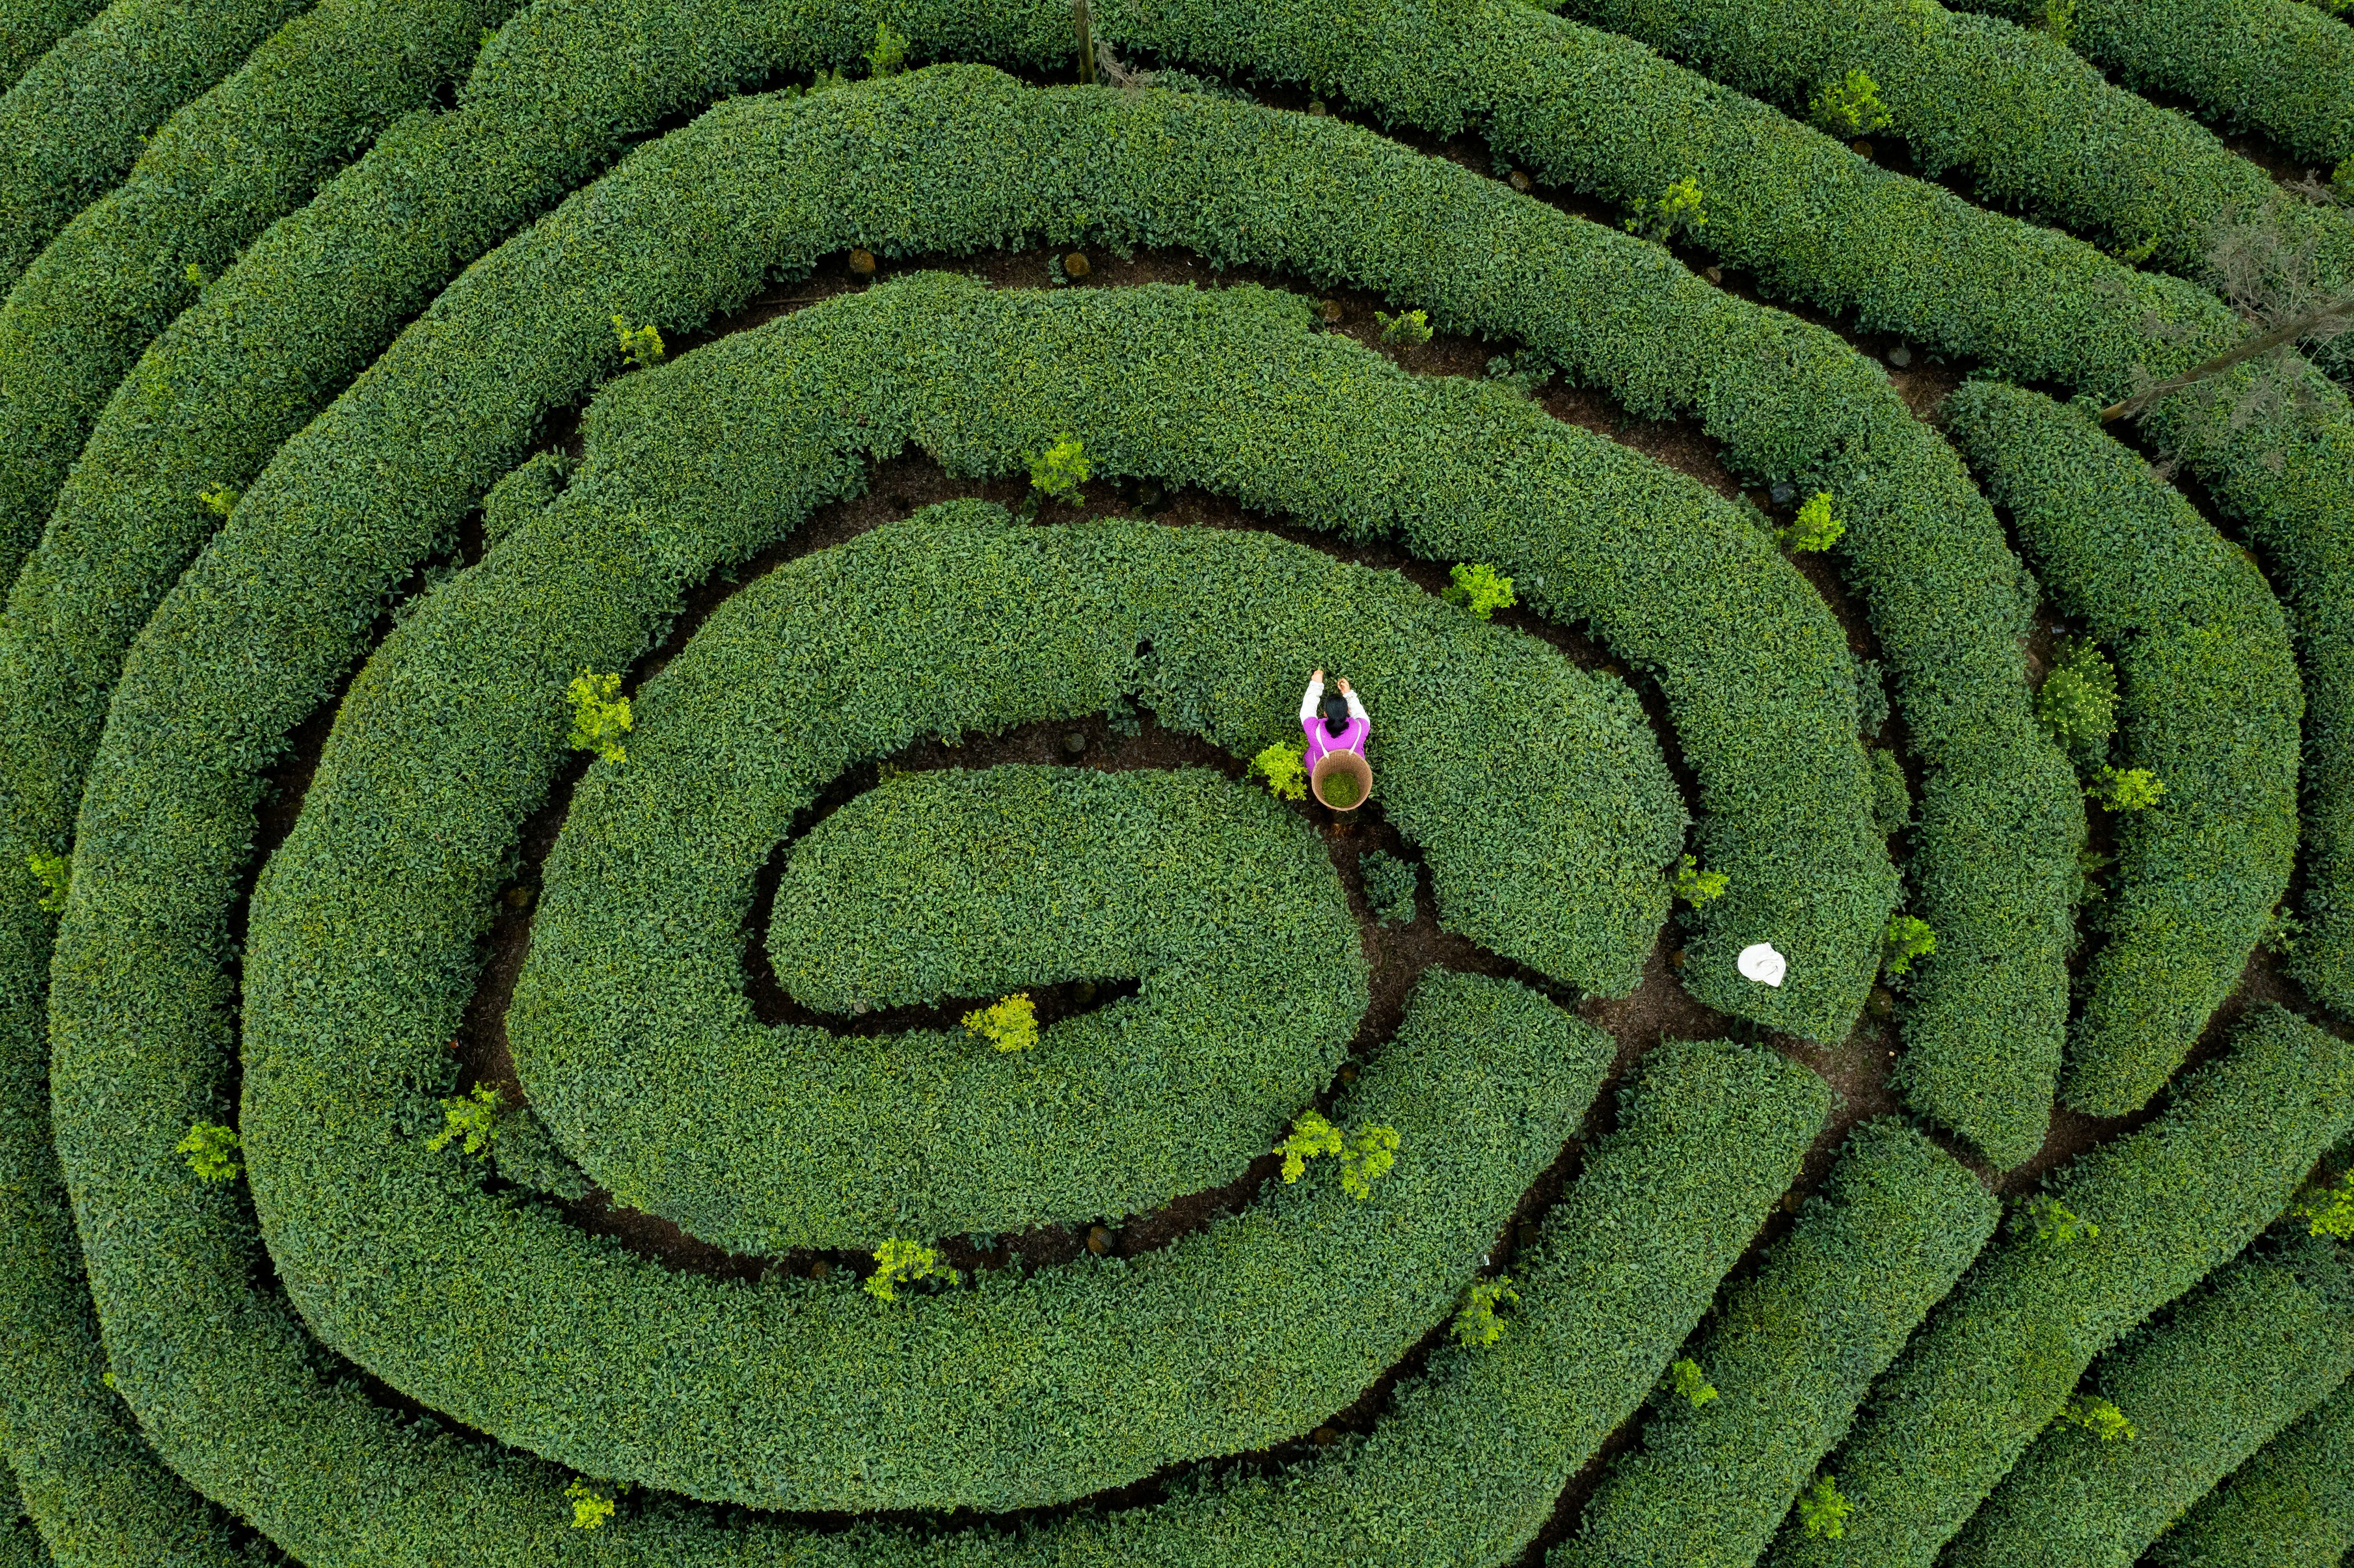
1299 677 1370 772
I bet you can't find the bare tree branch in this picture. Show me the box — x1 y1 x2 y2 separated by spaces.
2102 292 2354 423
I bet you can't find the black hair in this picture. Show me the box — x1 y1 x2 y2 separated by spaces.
1319 690 1351 736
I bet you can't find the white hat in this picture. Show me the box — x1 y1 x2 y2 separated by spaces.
1736 942 1787 987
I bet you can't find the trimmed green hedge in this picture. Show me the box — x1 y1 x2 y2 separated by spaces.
41 259 1841 1533
2149 1377 2354 1568
1945 1242 2354 1568
756 765 1366 1242
1949 0 2354 171
1096 0 2354 1023
0 67 1925 1556
1551 1117 1999 1568
225 275 1818 1507
1762 1003 2354 1568
263 796 1606 1524
1943 382 2301 1115
0 0 313 292
0 1481 47 1568
0 14 2065 1142
1547 0 2354 300
0 0 103 92
0 0 519 583
518 514 1676 1252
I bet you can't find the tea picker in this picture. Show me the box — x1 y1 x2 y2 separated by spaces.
1299 669 1373 810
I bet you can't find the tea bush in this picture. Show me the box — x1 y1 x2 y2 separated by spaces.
1945 1245 2354 1568
0 57 2073 1189
1556 1119 1996 1568
1103 0 2354 1023
1546 0 2354 304
1359 848 1420 926
1948 0 2354 170
0 7 2335 1561
581 759 1368 1246
1764 1005 2354 1568
504 488 1669 1249
1947 383 2301 1116
0 0 520 582
0 0 315 295
2149 1378 2354 1568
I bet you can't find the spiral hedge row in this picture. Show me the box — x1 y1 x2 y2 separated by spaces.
1765 1003 2354 1568
1945 1242 2354 1568
0 0 100 91
1949 0 2354 170
0 0 2343 1562
513 512 1678 1252
0 36 2064 1140
1548 0 2354 293
0 0 314 292
1553 1118 2000 1568
1100 0 2354 1025
1944 383 2302 1116
2151 1377 2354 1568
0 0 518 579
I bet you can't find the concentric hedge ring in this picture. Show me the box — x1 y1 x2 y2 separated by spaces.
8 16 2350 1564
513 501 1679 1253
44 250 1843 1539
527 757 1373 1252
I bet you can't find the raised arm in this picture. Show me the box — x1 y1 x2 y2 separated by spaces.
1299 669 1325 723
1337 677 1368 732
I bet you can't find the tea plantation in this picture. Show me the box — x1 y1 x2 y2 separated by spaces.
0 0 2350 1564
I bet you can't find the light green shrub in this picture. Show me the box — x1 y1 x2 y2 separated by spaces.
1452 1275 1519 1348
863 1239 958 1303
1810 69 1890 136
1026 432 1090 502
1622 175 1705 244
1249 740 1308 801
1445 560 1516 618
565 670 631 764
174 1122 240 1184
2035 638 2119 768
961 992 1037 1052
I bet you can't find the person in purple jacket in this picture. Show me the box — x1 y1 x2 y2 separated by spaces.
1299 668 1374 809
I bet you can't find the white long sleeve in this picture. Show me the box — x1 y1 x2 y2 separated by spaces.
1344 690 1370 730
1299 676 1324 723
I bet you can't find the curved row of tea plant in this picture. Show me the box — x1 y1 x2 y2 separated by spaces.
40 265 1828 1532
1945 1242 2354 1568
0 70 1915 1556
1551 0 2354 291
516 513 1676 1253
661 761 1371 1249
0 0 313 291
0 9 2325 1553
0 0 1064 884
0 0 103 91
0 41 2066 1139
1763 1003 2354 1568
267 809 1604 1522
1943 383 2302 1117
1551 1117 1999 1568
67 824 1829 1568
0 0 520 578
1099 0 2354 1029
2151 1376 2354 1568
0 1482 42 1568
1948 0 2354 171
